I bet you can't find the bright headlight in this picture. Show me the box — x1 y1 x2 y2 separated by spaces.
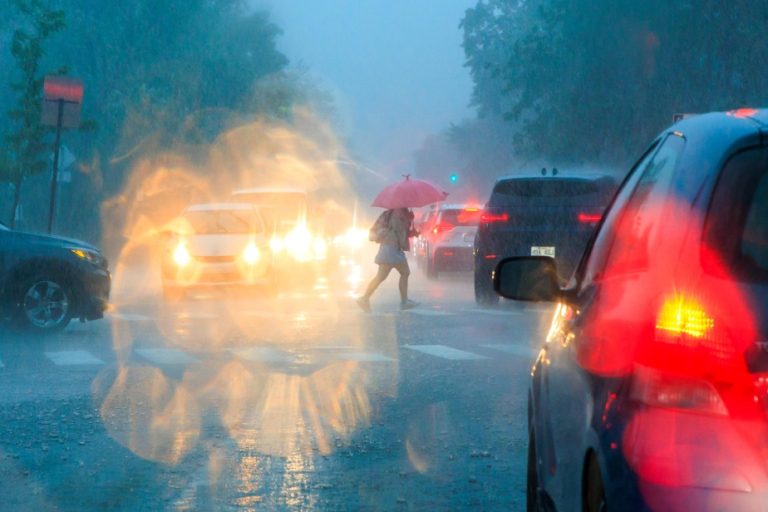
173 242 191 267
312 238 328 259
270 237 284 253
243 242 260 264
71 248 104 266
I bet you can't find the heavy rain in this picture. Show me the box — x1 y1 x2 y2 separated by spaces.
1 1 768 511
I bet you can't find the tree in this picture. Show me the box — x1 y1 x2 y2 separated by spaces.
459 0 768 165
2 0 65 226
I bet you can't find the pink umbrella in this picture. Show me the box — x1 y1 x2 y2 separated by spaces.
371 175 448 209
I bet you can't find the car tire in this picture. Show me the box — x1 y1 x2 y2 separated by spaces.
527 429 541 512
474 264 499 306
584 453 608 512
14 275 73 333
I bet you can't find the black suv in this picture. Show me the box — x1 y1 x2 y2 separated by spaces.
474 169 616 304
0 221 110 332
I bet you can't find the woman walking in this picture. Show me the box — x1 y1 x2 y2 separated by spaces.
357 207 419 311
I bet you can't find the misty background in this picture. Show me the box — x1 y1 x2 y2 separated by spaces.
1 0 768 251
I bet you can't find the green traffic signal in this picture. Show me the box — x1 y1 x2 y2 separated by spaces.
450 173 458 183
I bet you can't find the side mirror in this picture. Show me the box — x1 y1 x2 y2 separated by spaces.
493 256 561 302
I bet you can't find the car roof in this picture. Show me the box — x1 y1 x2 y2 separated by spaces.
495 169 616 182
231 187 307 195
184 203 256 212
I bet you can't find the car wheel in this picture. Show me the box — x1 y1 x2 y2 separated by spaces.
15 276 72 332
584 453 607 512
474 265 499 306
527 429 541 512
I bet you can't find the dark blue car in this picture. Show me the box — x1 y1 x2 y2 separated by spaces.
0 221 110 332
495 109 768 511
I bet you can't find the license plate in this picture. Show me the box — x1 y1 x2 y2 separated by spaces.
531 246 555 257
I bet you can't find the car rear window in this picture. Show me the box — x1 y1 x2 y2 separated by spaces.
706 147 768 282
440 209 481 226
490 177 615 207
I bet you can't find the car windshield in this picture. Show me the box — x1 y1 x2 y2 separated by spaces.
183 210 258 235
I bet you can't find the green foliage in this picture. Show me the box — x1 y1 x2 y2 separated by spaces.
460 0 768 164
1 0 66 225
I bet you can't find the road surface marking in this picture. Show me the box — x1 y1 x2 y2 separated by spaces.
45 350 104 366
136 348 198 365
109 313 151 322
176 311 220 320
229 347 294 363
405 345 488 360
404 309 453 317
482 344 538 358
337 351 395 362
462 308 522 316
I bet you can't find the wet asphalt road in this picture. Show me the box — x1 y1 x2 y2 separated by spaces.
0 264 554 511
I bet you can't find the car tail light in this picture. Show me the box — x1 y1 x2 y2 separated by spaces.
577 212 602 224
480 210 508 223
432 222 454 235
630 365 728 415
654 293 734 361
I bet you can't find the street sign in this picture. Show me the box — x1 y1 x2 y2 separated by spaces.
42 76 84 233
41 76 83 128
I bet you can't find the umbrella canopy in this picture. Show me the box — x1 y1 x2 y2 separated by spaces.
371 176 448 209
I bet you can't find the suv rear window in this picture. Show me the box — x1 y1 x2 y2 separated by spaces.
440 209 481 226
490 177 615 206
706 147 768 282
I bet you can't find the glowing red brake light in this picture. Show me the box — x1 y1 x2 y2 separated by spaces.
432 222 455 235
577 212 602 224
480 212 509 223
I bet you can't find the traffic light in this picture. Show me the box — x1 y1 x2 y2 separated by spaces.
449 173 458 184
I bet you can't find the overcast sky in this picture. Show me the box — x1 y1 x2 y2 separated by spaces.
253 0 476 176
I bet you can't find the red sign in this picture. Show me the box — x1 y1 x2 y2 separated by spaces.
41 76 83 128
43 76 83 103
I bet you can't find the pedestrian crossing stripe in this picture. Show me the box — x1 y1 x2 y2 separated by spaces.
337 351 395 362
135 348 198 365
45 350 104 366
462 308 522 316
405 344 488 360
482 344 538 358
229 347 293 363
403 309 453 316
108 313 151 322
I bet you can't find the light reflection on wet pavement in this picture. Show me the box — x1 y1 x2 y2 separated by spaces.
0 263 553 510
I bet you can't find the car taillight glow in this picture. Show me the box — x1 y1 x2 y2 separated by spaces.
630 365 728 415
577 212 602 224
480 212 509 223
654 293 734 361
432 222 454 235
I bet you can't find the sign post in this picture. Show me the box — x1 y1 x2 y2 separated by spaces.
42 76 82 234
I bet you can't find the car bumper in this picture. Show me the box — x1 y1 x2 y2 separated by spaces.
77 267 110 320
433 245 474 271
162 260 271 288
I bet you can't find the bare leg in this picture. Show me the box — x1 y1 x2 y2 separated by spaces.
363 265 393 299
395 261 410 303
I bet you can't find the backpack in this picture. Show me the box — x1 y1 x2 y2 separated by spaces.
369 210 393 243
